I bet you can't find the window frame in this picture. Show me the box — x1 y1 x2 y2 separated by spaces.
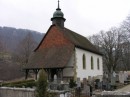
91 56 94 70
97 58 100 70
82 54 86 69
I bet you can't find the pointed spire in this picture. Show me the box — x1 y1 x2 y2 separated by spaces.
58 0 60 9
57 0 61 10
51 0 66 28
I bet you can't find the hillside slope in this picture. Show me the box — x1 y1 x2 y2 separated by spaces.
0 26 44 81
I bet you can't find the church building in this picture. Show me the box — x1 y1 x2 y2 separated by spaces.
24 1 103 82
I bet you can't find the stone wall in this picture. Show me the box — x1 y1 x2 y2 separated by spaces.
96 95 130 97
95 91 130 97
0 87 35 97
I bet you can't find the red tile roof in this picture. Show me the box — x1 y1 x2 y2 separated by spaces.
25 45 74 69
24 25 102 69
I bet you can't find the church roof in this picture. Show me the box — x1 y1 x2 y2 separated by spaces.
61 27 102 55
24 1 102 70
24 25 102 69
25 45 74 69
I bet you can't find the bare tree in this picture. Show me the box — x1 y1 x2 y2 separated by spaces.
12 33 37 65
89 27 124 82
120 42 130 70
0 34 8 60
121 15 130 33
88 33 102 50
88 14 130 85
120 14 130 70
0 35 3 52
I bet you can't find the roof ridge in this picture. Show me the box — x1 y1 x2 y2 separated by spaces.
57 26 102 55
64 27 87 39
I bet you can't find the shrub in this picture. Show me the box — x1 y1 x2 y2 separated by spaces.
69 79 76 88
36 69 48 97
1 79 36 88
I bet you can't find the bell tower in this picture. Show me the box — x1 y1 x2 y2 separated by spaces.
51 0 66 28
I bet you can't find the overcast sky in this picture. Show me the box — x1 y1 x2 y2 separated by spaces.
0 0 130 36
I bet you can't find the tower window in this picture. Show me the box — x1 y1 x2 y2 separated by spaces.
97 58 100 70
82 54 86 69
91 56 94 70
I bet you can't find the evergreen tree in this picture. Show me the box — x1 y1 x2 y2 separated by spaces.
36 69 48 97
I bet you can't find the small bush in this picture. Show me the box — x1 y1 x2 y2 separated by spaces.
69 79 76 88
2 79 36 88
36 69 48 97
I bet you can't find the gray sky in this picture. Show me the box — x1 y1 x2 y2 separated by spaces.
0 0 130 36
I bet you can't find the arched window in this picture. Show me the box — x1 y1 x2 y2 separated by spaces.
91 56 94 70
82 54 86 69
97 58 100 70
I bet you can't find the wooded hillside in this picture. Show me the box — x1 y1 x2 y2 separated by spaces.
0 26 44 81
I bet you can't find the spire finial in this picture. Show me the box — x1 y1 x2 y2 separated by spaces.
58 0 60 9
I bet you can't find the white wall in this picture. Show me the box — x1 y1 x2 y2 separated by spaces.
75 47 103 80
63 53 74 77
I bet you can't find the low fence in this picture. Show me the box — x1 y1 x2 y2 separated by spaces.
0 87 35 97
95 91 130 97
0 87 68 97
2 87 130 97
95 95 130 97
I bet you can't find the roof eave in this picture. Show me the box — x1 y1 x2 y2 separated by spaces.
75 45 103 56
